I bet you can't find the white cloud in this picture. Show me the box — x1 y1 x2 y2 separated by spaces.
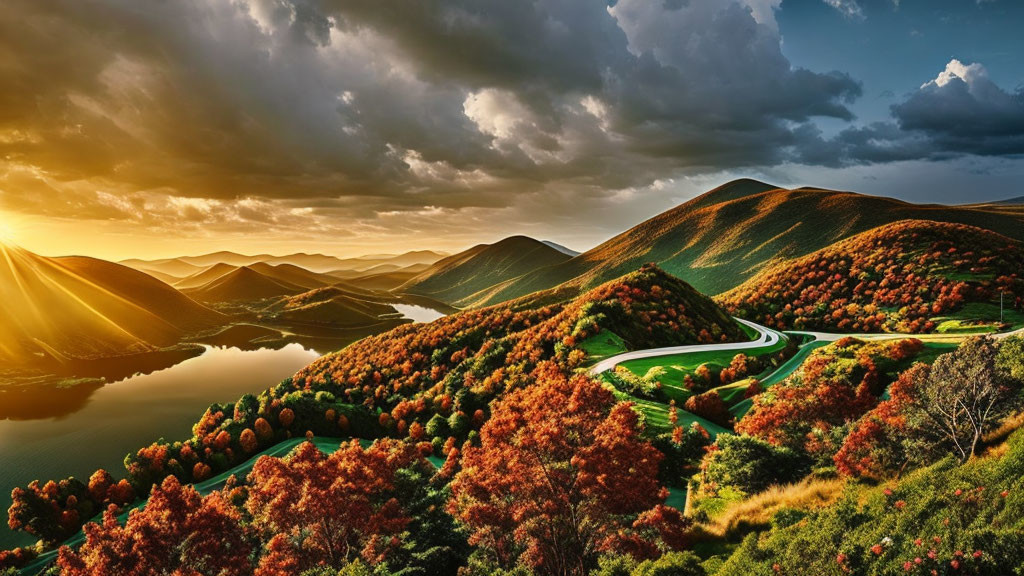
822 0 865 20
928 58 987 88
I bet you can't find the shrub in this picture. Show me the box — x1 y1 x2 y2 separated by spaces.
633 551 706 576
699 434 811 496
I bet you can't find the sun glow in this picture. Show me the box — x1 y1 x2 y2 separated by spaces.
0 219 16 244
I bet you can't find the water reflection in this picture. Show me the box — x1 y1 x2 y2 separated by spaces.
0 344 320 548
393 303 447 323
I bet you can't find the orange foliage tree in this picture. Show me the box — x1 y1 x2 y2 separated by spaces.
57 476 252 576
736 338 922 460
449 366 690 576
246 439 426 574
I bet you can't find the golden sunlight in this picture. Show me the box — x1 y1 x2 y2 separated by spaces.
0 216 17 244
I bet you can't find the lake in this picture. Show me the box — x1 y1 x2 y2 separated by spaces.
0 344 320 548
392 303 447 323
0 303 451 549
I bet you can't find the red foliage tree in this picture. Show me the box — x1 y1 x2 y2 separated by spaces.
736 338 919 453
57 476 252 576
834 363 925 478
449 366 688 576
684 391 732 428
246 439 423 572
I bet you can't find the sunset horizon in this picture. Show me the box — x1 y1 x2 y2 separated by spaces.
2 1 1023 575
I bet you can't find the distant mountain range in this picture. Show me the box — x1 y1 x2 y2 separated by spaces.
988 195 1024 206
5 178 1023 370
0 244 447 370
432 179 1024 307
121 249 447 277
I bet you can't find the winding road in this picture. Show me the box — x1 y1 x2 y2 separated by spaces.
588 317 783 375
591 318 1024 377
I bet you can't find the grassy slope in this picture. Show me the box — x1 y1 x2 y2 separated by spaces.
398 236 573 307
712 430 1024 575
469 181 1024 307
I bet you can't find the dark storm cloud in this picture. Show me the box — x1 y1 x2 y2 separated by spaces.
0 0 1018 247
890 60 1024 155
0 0 861 225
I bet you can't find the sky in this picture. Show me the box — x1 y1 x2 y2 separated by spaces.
0 0 1022 260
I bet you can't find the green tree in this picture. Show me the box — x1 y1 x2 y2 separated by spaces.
700 434 809 495
633 552 705 576
996 335 1024 384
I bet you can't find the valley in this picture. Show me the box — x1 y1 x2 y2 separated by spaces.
0 246 456 420
6 2 1024 573
2 181 1024 576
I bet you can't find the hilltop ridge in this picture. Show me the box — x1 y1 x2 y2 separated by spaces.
464 180 1024 307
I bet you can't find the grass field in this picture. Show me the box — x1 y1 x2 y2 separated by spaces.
592 328 796 438
934 301 1024 334
578 330 628 360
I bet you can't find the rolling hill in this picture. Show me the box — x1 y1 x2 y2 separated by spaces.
465 179 1024 307
718 220 1024 333
173 262 238 290
397 236 574 307
541 240 580 256
122 250 447 276
261 286 399 327
987 195 1024 206
131 268 183 286
292 264 747 432
0 244 223 364
326 250 447 272
247 262 337 290
120 258 205 279
336 269 422 291
185 266 307 303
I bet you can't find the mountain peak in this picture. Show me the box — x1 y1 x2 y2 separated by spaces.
687 178 780 209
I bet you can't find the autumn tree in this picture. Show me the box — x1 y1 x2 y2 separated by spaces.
449 366 689 576
57 476 252 576
736 338 920 455
683 391 732 428
834 364 925 478
246 439 430 574
8 478 92 545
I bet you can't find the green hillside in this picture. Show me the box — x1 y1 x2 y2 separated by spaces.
397 235 573 307
468 180 1024 307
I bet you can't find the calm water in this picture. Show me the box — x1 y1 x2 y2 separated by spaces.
0 304 450 549
0 344 320 548
392 303 447 323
